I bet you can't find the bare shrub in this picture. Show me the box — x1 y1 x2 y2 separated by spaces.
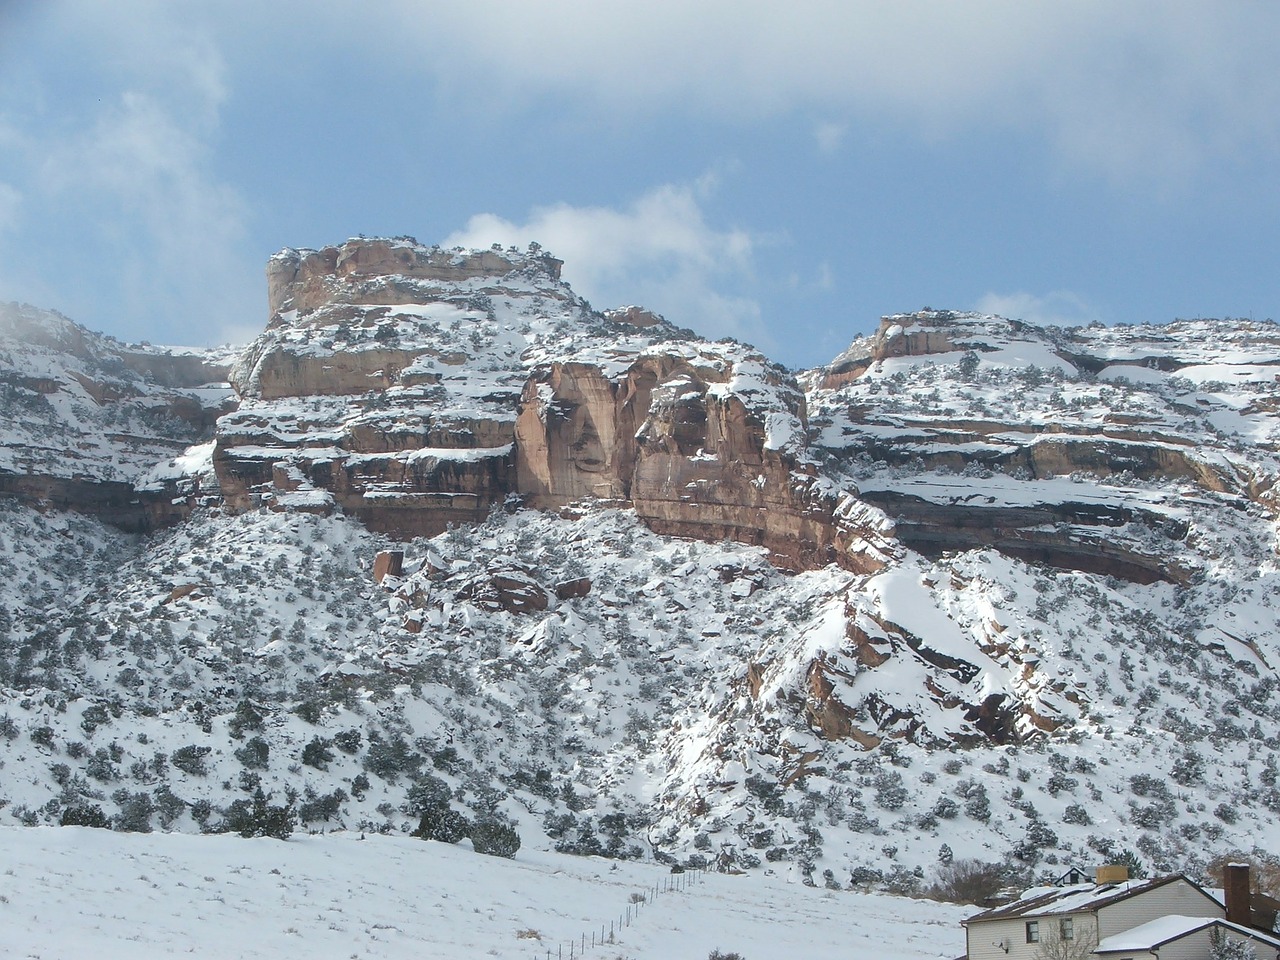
928 858 1006 904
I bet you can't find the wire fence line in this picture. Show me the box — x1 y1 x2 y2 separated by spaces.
534 867 708 960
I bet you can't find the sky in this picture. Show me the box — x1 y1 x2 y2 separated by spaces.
0 1 1278 368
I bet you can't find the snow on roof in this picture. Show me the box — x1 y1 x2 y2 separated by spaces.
1094 916 1280 954
965 875 1198 924
1094 915 1216 952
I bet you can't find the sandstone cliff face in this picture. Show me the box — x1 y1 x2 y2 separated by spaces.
819 310 1033 388
0 302 233 530
219 239 904 570
234 343 427 400
809 310 1280 583
514 346 887 572
213 394 517 536
219 240 639 540
265 239 563 318
514 359 639 504
627 353 828 571
217 244 1280 595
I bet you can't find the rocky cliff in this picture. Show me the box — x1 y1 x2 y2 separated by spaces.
0 302 235 530
217 237 881 570
5 245 1280 885
807 309 1280 584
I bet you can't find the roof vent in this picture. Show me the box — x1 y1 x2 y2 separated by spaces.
1096 864 1129 885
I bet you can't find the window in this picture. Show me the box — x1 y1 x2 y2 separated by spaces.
1060 917 1074 940
1026 921 1039 943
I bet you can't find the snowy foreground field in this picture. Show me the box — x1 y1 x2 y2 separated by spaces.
0 827 967 959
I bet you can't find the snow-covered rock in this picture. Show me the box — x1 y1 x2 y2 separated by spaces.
3 245 1280 894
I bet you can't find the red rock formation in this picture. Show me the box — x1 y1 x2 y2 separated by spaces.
554 577 592 600
373 550 404 583
265 239 561 318
516 350 890 573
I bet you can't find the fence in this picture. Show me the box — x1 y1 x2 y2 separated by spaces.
536 867 707 959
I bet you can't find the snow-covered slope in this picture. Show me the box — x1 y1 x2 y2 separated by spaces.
0 826 968 959
2 250 1280 907
0 495 1274 890
0 301 234 528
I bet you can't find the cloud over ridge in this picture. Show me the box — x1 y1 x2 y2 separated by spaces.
445 180 768 348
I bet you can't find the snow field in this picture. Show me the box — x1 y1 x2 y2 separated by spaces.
0 826 967 959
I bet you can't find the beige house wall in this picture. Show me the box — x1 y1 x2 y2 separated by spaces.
1154 928 1211 960
968 880 1227 960
1096 880 1222 940
966 912 1097 960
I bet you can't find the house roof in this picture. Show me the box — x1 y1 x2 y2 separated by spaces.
1051 865 1091 885
1094 915 1216 953
1094 916 1280 955
963 874 1215 925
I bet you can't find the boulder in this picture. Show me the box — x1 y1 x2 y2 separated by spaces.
555 577 592 601
373 550 404 583
453 566 550 614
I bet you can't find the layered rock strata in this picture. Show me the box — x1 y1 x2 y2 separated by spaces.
0 302 234 530
217 238 892 572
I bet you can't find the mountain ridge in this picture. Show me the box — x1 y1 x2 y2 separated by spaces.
1 237 1278 891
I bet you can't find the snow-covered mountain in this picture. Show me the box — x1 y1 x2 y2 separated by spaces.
2 240 1279 895
0 301 235 529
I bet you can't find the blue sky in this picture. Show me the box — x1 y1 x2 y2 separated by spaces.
1 1 1278 368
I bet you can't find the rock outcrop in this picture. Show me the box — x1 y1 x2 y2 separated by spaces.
0 302 234 530
23 241 1280 593
13 256 1280 877
216 239 581 538
515 347 857 571
217 238 896 571
808 309 1280 583
264 239 562 318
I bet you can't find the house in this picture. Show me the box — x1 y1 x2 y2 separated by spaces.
1052 866 1094 887
1093 915 1280 958
961 864 1280 960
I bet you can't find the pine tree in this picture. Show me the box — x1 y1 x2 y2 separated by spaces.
1211 928 1259 960
224 788 294 840
471 817 521 858
413 804 470 844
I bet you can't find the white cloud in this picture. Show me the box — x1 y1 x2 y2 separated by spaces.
445 181 767 347
0 183 21 233
0 4 256 344
814 122 846 156
976 290 1099 328
32 90 255 343
46 0 229 119
41 92 242 243
343 0 1280 188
